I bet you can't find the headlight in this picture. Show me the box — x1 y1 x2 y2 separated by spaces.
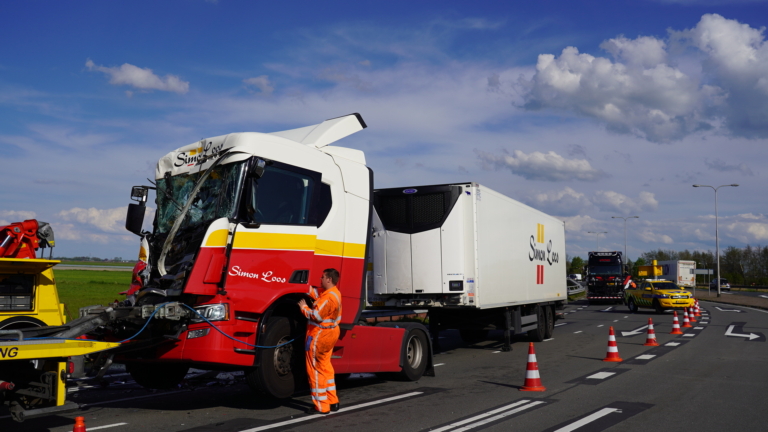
191 303 229 322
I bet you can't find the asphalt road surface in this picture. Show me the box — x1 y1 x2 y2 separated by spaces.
3 299 768 432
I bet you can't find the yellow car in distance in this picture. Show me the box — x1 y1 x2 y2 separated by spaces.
624 279 695 314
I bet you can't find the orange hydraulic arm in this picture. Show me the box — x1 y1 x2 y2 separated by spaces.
0 220 44 259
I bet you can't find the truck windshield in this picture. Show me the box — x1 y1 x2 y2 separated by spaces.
155 161 246 234
589 265 622 275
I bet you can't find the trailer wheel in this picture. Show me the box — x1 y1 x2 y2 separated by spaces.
0 316 46 330
543 306 554 339
245 316 304 399
527 306 546 342
400 329 428 381
126 362 189 389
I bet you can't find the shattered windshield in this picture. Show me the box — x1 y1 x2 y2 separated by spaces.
155 161 246 234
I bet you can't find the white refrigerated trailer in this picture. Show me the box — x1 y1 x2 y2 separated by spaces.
658 260 696 288
368 182 567 351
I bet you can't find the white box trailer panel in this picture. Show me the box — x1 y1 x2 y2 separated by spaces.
371 183 566 309
658 260 696 288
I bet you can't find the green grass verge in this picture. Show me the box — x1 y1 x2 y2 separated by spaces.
55 270 132 321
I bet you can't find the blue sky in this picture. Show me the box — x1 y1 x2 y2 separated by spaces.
2 0 767 262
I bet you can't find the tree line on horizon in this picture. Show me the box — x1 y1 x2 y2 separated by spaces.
566 244 768 287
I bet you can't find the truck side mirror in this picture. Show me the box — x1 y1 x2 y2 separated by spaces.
248 158 266 179
126 186 149 236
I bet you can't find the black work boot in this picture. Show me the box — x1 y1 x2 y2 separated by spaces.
330 403 339 412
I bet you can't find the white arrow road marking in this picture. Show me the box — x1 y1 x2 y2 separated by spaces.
554 408 622 432
430 400 545 432
760 295 768 299
725 325 761 340
715 307 742 312
621 325 649 337
601 307 614 312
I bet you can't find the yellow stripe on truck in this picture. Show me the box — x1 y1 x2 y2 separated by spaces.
204 229 366 258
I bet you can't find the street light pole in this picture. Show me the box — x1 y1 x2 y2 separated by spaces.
612 216 639 267
587 231 607 251
693 184 739 298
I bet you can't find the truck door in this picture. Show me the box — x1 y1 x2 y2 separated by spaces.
225 162 323 312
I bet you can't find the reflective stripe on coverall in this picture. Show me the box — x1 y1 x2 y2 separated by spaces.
301 285 342 413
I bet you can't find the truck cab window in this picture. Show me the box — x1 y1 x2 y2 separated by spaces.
249 166 315 225
316 182 332 227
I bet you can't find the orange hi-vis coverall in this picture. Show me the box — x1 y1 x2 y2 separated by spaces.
301 285 342 413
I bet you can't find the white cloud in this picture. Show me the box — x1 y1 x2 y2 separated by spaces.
57 207 128 233
243 75 274 95
475 149 605 181
592 190 658 214
638 229 674 244
520 14 768 141
0 210 37 225
86 59 189 94
526 187 592 216
704 158 754 176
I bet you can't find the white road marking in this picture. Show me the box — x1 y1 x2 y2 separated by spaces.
434 363 445 367
554 408 621 432
665 342 680 346
597 325 604 327
89 423 129 431
636 354 656 360
725 325 761 340
434 401 546 432
543 338 554 342
574 331 582 334
239 392 424 432
683 334 696 337
621 325 649 337
601 307 614 312
555 323 568 327
715 307 742 312
613 320 619 322
623 316 629 318
586 372 615 380
694 327 704 330
492 351 501 354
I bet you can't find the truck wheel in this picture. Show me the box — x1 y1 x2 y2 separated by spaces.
528 306 546 342
459 329 489 344
543 306 554 339
400 329 428 381
245 316 304 399
0 316 46 330
628 298 638 313
126 362 189 389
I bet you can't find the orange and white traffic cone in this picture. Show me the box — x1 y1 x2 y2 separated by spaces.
603 326 623 362
681 308 692 328
688 307 697 323
694 301 702 317
670 311 683 335
644 318 659 346
520 342 546 391
680 308 693 328
73 416 86 432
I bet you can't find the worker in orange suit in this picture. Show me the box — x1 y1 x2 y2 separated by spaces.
298 268 342 414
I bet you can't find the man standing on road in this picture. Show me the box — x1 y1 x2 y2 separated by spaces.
298 268 342 414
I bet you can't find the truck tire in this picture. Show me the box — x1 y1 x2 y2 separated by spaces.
0 316 47 330
400 329 428 381
459 329 489 344
543 306 554 339
126 362 189 389
527 305 546 342
245 316 304 399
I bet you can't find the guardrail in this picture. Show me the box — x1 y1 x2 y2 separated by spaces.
567 285 586 295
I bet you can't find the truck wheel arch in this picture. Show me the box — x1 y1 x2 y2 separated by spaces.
376 322 434 379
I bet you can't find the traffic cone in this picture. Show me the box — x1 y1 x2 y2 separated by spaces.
603 327 623 362
519 342 546 391
681 308 692 328
73 416 86 432
644 318 659 346
670 311 683 335
694 301 702 317
688 307 697 323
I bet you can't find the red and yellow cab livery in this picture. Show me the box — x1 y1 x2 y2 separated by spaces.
624 279 695 314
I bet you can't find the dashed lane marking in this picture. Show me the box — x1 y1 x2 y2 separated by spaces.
423 399 552 432
635 354 656 360
574 331 582 334
665 342 680 347
586 372 615 380
567 369 629 386
89 423 129 431
434 363 445 366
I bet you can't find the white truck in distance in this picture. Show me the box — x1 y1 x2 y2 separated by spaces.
658 260 696 288
368 182 567 350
